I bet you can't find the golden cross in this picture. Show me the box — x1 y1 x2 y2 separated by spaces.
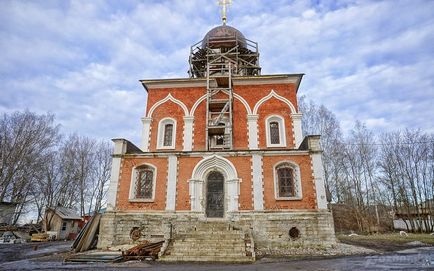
218 0 232 25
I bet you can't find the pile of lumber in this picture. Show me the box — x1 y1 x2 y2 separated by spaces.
72 213 101 252
123 240 164 261
31 233 49 242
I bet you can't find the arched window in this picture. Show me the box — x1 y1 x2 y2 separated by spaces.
269 121 280 144
157 118 176 149
129 164 156 202
163 123 173 147
274 162 302 200
266 115 286 147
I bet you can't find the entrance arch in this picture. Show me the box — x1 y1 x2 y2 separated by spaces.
206 171 224 218
188 155 240 214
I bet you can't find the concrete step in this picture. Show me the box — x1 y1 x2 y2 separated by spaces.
169 246 246 252
168 251 247 257
160 255 253 263
173 244 245 250
175 234 244 240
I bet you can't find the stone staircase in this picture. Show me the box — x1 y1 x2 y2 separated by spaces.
160 221 254 263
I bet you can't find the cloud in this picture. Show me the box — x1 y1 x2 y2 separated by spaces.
0 0 433 146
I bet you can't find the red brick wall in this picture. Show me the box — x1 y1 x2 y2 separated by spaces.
256 98 295 149
116 154 317 212
262 155 317 210
226 156 253 210
145 82 298 152
116 157 168 211
176 157 202 210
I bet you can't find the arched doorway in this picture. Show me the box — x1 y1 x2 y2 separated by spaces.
206 171 224 218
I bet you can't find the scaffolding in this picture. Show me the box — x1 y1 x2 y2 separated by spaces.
189 32 261 150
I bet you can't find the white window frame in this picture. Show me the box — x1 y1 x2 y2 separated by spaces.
265 115 286 147
157 117 176 149
273 161 303 200
129 163 157 202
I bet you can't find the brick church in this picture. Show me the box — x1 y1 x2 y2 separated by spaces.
98 5 335 261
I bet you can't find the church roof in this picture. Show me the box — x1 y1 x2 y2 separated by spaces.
202 25 247 49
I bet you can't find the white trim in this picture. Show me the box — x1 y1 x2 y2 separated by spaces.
191 155 238 180
183 116 194 151
190 95 207 116
311 153 328 209
251 154 264 210
147 93 189 117
128 163 157 202
190 92 252 116
165 156 178 211
157 117 176 149
106 157 121 211
247 114 259 150
265 115 287 148
273 161 303 200
189 155 240 213
253 90 297 115
292 113 303 148
141 117 152 152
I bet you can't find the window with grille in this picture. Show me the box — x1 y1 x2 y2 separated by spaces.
163 124 173 146
277 164 295 198
270 122 280 144
135 167 154 199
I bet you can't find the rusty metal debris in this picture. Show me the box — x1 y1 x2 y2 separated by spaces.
122 240 164 261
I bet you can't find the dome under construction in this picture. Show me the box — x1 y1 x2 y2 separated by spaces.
188 24 261 78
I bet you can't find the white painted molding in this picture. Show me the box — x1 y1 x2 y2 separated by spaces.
106 157 121 211
147 93 189 117
291 113 303 148
141 117 152 152
165 156 177 211
251 154 264 210
247 114 259 149
128 163 157 202
156 117 176 150
190 95 207 116
191 155 238 180
253 90 297 114
311 153 328 209
265 115 287 148
222 90 252 115
189 155 240 213
273 160 303 200
183 116 194 151
190 92 252 116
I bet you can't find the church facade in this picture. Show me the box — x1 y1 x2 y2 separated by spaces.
98 22 335 260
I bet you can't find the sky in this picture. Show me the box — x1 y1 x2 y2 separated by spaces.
1 0 433 146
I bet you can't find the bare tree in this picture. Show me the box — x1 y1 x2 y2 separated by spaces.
0 111 60 224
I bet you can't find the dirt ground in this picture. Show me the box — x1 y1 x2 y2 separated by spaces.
338 233 434 252
0 236 433 270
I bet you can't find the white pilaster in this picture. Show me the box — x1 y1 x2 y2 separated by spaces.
189 179 203 211
227 179 240 212
107 139 126 211
311 153 328 210
251 154 264 210
165 156 178 211
183 116 194 151
247 114 259 149
106 157 121 211
141 117 152 152
291 113 303 148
